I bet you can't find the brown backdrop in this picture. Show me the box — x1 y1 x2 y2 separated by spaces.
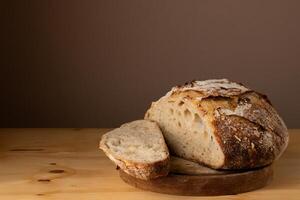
1 1 299 128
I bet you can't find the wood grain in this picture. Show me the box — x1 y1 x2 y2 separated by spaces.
0 128 299 200
119 160 273 196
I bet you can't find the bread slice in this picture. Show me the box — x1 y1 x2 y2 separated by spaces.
99 120 170 180
145 79 288 170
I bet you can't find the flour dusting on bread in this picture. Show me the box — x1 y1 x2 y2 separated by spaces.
145 79 288 169
165 79 251 101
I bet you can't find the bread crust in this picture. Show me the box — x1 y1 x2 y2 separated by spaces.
145 79 288 169
100 139 170 180
99 120 170 180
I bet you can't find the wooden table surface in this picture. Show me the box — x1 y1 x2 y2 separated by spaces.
0 129 299 200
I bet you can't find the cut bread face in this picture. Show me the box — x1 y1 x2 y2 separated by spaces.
145 79 288 169
145 97 225 169
100 120 170 180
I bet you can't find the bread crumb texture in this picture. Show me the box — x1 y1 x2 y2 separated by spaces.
145 79 288 169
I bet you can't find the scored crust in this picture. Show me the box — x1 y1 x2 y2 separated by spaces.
145 79 288 169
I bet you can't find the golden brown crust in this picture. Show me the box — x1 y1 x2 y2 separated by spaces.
210 91 288 169
99 123 170 180
124 157 170 180
147 79 289 169
169 79 251 99
213 115 275 169
100 143 170 180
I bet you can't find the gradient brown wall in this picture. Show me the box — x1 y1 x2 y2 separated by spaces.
1 1 299 128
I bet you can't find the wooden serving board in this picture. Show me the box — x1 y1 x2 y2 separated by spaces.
119 157 273 196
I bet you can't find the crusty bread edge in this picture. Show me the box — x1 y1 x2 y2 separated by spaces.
144 87 289 170
99 133 170 180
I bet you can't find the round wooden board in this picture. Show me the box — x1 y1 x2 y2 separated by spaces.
119 157 273 196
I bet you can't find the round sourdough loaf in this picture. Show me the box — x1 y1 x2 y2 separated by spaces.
145 79 288 169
